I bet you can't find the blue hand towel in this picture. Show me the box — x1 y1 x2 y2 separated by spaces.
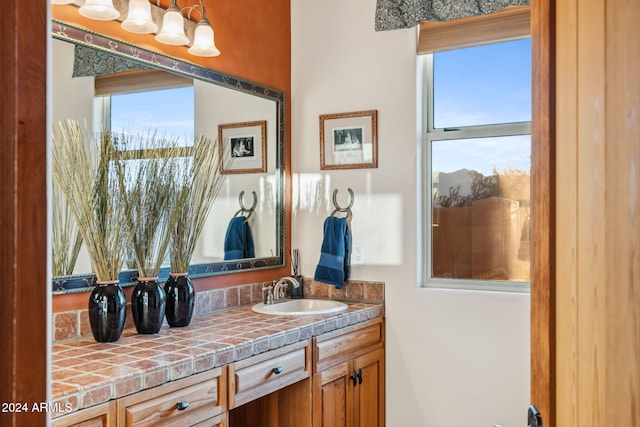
314 216 351 289
224 217 255 260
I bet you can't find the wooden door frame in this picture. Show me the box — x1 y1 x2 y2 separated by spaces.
0 0 49 426
530 0 556 424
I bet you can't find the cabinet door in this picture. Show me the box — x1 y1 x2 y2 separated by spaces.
51 401 116 427
353 348 385 427
312 361 353 427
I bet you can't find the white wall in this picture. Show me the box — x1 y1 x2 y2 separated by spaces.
291 1 530 426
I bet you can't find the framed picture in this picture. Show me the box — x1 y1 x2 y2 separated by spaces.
319 110 378 170
218 120 267 174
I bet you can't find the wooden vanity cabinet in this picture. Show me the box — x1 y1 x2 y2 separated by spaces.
312 318 385 427
52 401 116 427
228 339 311 409
117 367 226 427
228 339 312 427
52 368 226 427
51 316 384 427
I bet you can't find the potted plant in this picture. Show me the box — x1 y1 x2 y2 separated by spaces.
115 132 185 334
52 120 129 342
166 135 227 327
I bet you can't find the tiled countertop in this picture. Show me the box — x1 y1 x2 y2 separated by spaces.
51 301 383 418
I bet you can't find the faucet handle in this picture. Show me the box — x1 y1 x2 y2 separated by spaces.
262 286 274 304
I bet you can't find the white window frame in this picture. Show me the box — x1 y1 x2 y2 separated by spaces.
420 42 531 293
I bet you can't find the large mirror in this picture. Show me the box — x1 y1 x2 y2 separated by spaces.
51 21 285 293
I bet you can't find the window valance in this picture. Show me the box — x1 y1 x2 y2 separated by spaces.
73 45 148 78
375 0 530 31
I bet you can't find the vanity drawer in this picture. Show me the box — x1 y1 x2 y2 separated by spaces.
314 318 384 372
118 368 225 427
229 340 311 408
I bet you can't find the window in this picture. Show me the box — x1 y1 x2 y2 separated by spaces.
93 79 195 269
96 85 194 147
423 38 531 292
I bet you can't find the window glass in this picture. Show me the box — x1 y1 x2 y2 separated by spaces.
110 86 194 148
431 136 531 282
425 37 531 290
433 38 531 129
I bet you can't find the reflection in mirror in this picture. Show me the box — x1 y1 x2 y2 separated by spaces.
51 22 285 293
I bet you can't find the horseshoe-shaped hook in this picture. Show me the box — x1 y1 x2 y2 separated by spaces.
235 190 257 220
331 188 354 221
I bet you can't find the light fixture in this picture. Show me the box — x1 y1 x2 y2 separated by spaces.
155 0 189 46
61 0 220 57
188 15 220 57
121 0 158 34
78 0 120 21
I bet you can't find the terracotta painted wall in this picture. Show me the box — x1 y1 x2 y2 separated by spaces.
52 0 290 92
51 0 291 312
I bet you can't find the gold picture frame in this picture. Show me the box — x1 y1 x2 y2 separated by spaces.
320 110 378 170
218 120 267 174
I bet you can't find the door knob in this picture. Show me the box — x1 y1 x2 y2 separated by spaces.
527 405 542 427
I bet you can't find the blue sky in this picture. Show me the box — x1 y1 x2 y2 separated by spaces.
110 86 194 146
434 38 531 128
431 38 532 176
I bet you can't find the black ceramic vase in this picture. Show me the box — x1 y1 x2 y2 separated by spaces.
164 273 195 327
131 277 166 334
88 280 126 342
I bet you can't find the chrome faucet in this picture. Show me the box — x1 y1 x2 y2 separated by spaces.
263 276 301 305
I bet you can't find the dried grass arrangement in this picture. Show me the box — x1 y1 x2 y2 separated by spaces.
170 135 228 273
52 119 129 282
114 132 187 279
52 181 83 277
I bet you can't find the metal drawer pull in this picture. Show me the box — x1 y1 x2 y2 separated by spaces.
272 366 284 374
349 370 358 386
176 401 189 411
349 369 363 386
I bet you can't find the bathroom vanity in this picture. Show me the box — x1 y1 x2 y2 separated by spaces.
51 303 384 427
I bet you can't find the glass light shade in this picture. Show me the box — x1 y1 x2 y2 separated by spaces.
155 8 189 46
121 0 158 34
188 23 221 57
78 0 120 20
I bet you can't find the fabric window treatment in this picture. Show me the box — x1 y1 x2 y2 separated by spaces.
73 45 149 77
375 0 530 31
72 45 192 95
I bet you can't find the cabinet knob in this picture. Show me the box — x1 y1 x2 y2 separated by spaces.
272 366 284 374
176 401 189 411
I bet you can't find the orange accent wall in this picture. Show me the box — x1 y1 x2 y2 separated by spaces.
52 1 290 92
51 0 291 312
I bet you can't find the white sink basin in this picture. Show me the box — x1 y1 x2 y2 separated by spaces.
252 299 348 316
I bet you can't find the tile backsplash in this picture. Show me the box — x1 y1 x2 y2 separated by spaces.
53 278 385 342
